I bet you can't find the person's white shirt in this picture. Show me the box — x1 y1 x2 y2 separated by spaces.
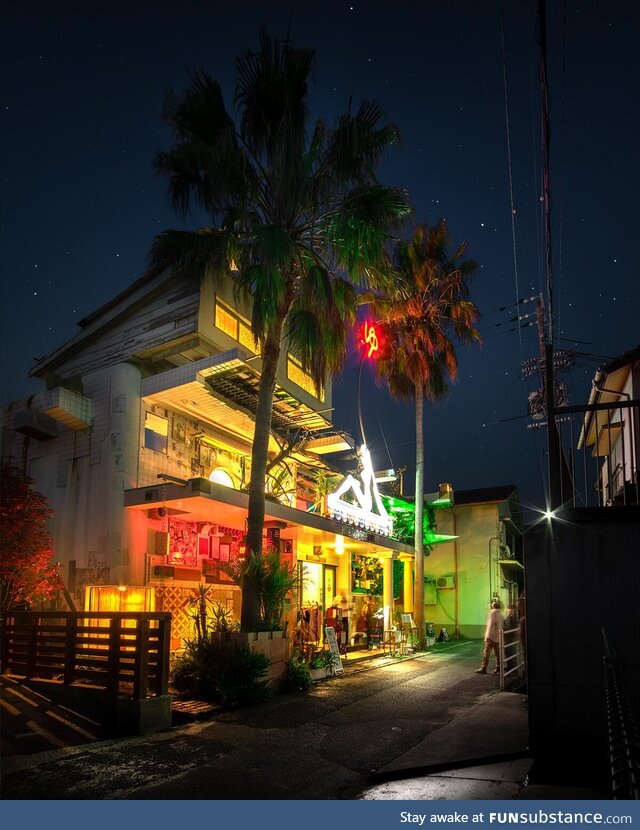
485 607 504 642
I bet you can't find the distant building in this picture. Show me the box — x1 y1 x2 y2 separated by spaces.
423 485 523 639
577 345 640 507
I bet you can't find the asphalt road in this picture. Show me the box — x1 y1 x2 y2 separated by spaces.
1 639 498 800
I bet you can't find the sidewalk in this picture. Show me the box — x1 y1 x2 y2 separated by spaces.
359 691 609 800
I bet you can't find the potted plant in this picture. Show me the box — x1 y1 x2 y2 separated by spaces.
224 550 298 684
309 648 338 680
405 633 420 653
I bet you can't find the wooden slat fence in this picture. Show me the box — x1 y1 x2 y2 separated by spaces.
1 611 171 699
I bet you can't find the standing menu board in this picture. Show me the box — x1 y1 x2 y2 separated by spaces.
324 626 344 674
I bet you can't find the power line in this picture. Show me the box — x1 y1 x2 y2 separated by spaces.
483 320 537 339
500 10 525 366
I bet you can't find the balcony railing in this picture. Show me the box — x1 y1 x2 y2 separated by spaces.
549 399 639 508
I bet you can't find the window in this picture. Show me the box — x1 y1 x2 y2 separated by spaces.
144 412 168 453
209 468 234 488
287 355 324 402
214 298 257 354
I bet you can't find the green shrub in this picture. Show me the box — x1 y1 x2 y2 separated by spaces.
309 649 336 671
170 638 272 707
281 656 311 692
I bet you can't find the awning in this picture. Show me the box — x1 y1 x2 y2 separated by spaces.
497 559 524 571
124 477 414 558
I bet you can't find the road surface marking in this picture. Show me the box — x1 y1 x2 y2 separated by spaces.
25 720 66 747
0 697 21 716
45 709 97 739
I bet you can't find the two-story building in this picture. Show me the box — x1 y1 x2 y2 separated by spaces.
577 345 639 507
422 485 523 638
1 268 414 647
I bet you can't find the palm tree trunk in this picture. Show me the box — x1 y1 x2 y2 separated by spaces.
241 315 286 632
413 383 426 649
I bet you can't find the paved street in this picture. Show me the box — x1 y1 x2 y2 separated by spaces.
1 640 514 800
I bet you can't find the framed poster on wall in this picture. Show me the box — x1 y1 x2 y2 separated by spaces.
199 443 213 469
172 418 186 443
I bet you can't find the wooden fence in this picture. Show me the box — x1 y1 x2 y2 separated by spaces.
1 611 171 699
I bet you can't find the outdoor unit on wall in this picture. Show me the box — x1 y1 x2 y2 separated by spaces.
436 575 456 590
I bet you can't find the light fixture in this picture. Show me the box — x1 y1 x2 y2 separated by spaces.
209 469 234 487
335 534 344 554
544 510 554 521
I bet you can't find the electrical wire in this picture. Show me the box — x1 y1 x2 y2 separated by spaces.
376 411 395 469
500 10 525 367
556 0 568 342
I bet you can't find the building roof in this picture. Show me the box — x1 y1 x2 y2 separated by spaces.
598 344 640 377
451 485 518 506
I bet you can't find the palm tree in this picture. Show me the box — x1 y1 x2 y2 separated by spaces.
147 32 411 630
371 221 481 648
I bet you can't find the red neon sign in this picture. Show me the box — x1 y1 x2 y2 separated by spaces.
361 321 379 359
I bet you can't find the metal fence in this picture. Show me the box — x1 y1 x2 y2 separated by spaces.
499 626 525 691
602 628 640 799
1 611 172 699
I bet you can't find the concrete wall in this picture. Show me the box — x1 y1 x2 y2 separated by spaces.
525 507 640 766
1 363 142 597
424 503 515 638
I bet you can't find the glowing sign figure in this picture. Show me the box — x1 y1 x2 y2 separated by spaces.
327 444 393 536
362 321 379 359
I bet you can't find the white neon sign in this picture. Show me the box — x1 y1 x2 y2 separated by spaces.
327 444 393 537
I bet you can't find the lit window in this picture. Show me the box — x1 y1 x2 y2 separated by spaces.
215 302 237 339
287 355 324 402
214 299 257 354
238 321 257 353
144 412 168 453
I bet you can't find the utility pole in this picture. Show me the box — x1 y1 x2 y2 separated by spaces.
538 0 563 509
522 295 574 506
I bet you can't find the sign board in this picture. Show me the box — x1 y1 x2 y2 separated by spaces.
327 443 393 537
324 626 344 674
401 614 417 633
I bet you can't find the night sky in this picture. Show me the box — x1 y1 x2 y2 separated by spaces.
2 1 638 519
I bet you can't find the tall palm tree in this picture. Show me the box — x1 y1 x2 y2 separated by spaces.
147 32 411 630
371 221 481 648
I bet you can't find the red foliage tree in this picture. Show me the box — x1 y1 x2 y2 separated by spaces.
0 463 61 611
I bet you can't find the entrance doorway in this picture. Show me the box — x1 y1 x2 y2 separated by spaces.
300 561 336 643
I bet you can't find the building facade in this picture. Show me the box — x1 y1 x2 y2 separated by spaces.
1 269 414 647
577 345 640 507
422 486 523 639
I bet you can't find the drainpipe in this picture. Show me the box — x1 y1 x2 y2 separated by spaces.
488 536 501 603
452 508 460 638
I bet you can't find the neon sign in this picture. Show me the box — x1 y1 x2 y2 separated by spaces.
327 444 393 537
361 321 379 359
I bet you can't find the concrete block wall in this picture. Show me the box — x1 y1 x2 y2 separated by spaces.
525 507 640 765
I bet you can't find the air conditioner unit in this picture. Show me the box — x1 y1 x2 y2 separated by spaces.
436 575 456 590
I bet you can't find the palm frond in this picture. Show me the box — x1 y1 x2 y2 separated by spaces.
235 31 314 164
147 228 236 283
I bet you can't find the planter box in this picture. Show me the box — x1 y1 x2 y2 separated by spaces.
310 667 330 681
231 630 290 685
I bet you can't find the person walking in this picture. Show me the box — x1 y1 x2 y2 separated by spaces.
475 600 504 675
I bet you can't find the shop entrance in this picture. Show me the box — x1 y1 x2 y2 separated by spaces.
299 562 336 644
